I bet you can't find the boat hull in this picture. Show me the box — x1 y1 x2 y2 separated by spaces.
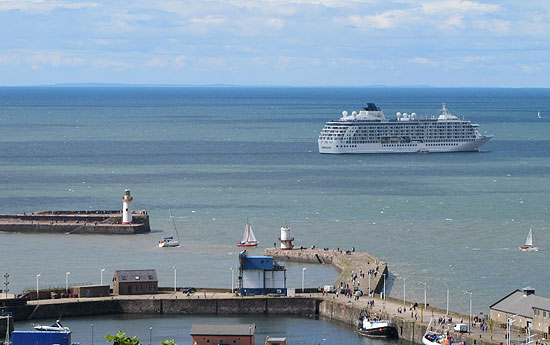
520 246 539 251
357 326 398 338
237 243 258 247
319 136 491 154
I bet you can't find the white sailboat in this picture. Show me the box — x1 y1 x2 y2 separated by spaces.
520 227 539 251
159 209 180 248
538 111 542 119
237 220 258 247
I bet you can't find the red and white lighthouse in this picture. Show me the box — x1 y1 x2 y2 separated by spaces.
122 189 133 224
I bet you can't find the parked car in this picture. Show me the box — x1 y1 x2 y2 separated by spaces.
454 323 467 333
323 285 336 293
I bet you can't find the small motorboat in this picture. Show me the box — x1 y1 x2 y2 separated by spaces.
237 220 258 247
159 236 179 248
34 320 70 332
357 309 397 338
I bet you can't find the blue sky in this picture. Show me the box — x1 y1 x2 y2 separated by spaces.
0 0 548 87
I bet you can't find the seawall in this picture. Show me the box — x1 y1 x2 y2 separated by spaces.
7 296 319 321
0 210 150 234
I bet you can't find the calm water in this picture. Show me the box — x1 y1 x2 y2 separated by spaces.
14 314 412 345
1 87 549 318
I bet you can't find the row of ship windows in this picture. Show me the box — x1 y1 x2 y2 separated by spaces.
325 125 472 130
335 143 461 148
323 138 476 142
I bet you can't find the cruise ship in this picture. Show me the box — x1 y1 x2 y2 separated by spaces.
318 103 491 154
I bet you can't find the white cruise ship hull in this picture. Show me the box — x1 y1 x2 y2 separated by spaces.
319 136 491 154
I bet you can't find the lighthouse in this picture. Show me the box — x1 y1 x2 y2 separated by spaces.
122 189 133 224
279 225 294 250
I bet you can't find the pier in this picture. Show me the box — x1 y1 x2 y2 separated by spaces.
0 247 531 345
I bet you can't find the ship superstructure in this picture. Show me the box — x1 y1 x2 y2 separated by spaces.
318 103 491 154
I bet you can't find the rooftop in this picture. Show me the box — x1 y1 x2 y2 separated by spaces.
190 324 256 336
490 288 550 317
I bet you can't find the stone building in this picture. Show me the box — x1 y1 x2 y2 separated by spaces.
190 324 255 345
490 286 550 336
113 269 158 295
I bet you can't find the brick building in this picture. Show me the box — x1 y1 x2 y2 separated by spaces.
113 269 158 295
190 324 255 345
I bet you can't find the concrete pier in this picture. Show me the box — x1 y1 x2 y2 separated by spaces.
264 247 388 294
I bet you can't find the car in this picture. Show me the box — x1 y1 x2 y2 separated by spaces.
323 285 336 293
340 288 352 295
182 287 196 294
454 323 467 333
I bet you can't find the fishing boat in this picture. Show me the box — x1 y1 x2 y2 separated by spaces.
357 309 397 338
422 318 453 345
520 227 539 251
159 209 180 248
237 220 258 247
34 320 70 332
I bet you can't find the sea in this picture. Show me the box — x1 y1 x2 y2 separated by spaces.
1 86 549 343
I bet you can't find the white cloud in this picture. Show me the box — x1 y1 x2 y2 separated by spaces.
421 0 500 15
26 51 85 68
0 0 97 13
346 9 414 30
410 57 440 66
473 19 510 34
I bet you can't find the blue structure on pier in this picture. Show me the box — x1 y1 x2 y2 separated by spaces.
238 251 287 296
11 331 72 345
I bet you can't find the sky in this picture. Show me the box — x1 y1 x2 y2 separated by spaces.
0 0 549 87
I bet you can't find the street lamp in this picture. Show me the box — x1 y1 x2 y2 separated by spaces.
506 314 518 345
91 324 94 345
446 289 449 315
403 277 406 306
149 326 153 345
464 291 473 334
301 267 307 292
230 267 234 293
36 273 41 301
65 271 71 294
100 268 105 285
249 325 252 345
173 266 177 292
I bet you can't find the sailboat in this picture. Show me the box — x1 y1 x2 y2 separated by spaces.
237 220 258 247
159 209 180 248
538 111 542 119
519 227 539 251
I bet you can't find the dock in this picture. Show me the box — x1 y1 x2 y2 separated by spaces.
0 210 150 234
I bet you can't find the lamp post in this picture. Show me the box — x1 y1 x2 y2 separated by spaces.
149 326 153 345
506 315 517 345
446 289 449 315
36 273 41 301
100 268 105 285
464 291 473 334
3 273 9 300
249 325 252 345
403 277 406 306
301 267 307 292
91 324 94 345
65 271 71 294
230 267 234 293
382 273 386 299
368 270 371 294
173 266 177 292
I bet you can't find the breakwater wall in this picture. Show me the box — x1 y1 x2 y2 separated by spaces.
7 297 319 321
264 248 388 293
0 210 150 234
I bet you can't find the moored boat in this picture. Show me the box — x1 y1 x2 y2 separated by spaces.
33 320 70 332
357 309 397 338
422 318 454 345
159 209 180 248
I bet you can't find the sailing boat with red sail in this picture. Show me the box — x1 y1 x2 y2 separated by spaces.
237 220 258 247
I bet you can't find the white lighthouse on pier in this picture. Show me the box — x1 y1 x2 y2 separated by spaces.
122 189 133 224
279 225 294 250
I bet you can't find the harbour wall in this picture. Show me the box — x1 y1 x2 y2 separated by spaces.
7 297 319 321
0 211 150 234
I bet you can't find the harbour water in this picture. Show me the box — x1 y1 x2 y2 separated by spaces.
1 86 549 318
14 314 410 345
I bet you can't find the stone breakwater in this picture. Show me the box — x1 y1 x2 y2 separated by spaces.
264 247 388 294
0 210 150 234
